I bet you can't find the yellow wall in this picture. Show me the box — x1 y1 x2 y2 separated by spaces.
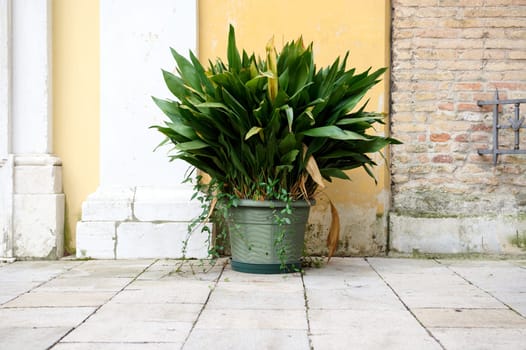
51 0 390 255
53 0 100 254
199 0 391 254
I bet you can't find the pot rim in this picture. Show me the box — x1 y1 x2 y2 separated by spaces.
234 198 314 208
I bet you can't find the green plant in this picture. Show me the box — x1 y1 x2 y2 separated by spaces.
152 25 400 260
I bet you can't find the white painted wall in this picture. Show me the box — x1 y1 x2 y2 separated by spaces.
100 0 197 186
77 0 207 259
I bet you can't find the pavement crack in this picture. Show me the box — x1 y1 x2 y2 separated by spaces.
300 271 314 350
436 259 526 319
180 259 227 350
1 260 85 307
365 257 446 350
46 259 159 350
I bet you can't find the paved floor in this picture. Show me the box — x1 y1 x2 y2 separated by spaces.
0 257 525 350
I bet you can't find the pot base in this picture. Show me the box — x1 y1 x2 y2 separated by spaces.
231 260 301 274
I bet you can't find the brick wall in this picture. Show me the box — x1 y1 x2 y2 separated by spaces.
390 0 526 254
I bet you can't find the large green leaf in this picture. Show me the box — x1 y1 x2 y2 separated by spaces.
162 70 187 99
302 126 370 141
227 25 241 73
175 140 209 151
170 48 201 92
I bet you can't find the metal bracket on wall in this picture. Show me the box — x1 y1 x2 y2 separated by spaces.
477 90 526 165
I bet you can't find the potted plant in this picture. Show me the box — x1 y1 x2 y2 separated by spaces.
152 25 400 273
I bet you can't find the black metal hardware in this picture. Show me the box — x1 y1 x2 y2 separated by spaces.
476 90 526 165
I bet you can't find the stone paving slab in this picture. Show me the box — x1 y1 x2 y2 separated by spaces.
413 308 526 328
309 308 441 350
137 259 224 281
0 306 96 328
0 280 41 304
36 276 134 292
309 331 442 350
0 326 73 350
305 286 406 310
195 308 309 330
53 343 182 350
430 328 526 350
62 303 201 343
184 329 310 350
440 259 526 316
0 257 524 350
58 259 155 278
0 261 82 282
111 280 213 304
3 290 115 307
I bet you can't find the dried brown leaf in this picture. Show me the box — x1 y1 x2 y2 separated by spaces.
327 199 340 261
303 144 325 189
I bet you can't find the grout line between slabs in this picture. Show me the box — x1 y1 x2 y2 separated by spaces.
180 259 227 350
301 270 314 350
365 257 446 350
46 259 159 350
0 259 86 307
435 259 526 319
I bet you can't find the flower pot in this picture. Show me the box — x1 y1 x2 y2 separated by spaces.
228 199 311 274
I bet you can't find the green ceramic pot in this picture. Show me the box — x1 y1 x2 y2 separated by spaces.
228 199 311 274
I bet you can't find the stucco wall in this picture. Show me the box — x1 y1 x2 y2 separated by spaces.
53 0 99 254
390 0 526 254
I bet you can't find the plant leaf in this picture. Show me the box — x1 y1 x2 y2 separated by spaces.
327 199 340 261
227 25 241 72
303 144 325 189
302 126 370 141
175 140 209 151
245 126 263 141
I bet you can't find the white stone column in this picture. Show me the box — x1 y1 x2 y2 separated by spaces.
0 0 13 259
76 0 208 259
1 0 64 259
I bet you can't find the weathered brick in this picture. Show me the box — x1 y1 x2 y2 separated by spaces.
459 49 506 60
484 0 525 5
487 38 526 50
438 102 454 111
454 133 469 142
434 144 451 153
506 29 526 40
393 0 437 6
482 18 525 28
394 123 428 132
432 154 454 163
454 82 483 91
430 133 451 142
438 0 488 6
470 133 490 142
415 48 457 60
408 165 432 174
470 123 492 132
485 60 526 71
502 70 526 80
442 18 484 28
458 103 483 112
492 82 526 90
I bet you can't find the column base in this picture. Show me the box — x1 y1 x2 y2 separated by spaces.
12 155 64 259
